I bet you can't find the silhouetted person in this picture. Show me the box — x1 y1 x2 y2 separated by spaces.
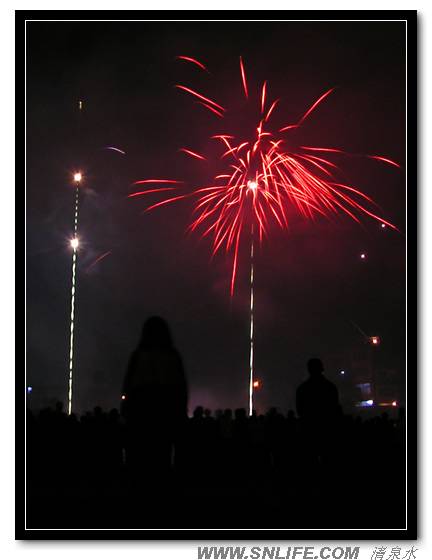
296 358 339 421
122 316 188 481
296 358 341 467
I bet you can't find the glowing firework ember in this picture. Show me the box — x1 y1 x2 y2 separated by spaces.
130 56 399 295
130 56 400 415
104 146 126 155
85 250 112 273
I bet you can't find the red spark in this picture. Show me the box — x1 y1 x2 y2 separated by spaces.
131 58 400 295
179 148 207 161
301 146 344 153
264 99 279 122
85 251 112 272
298 87 336 125
133 179 183 185
128 187 177 198
367 155 401 168
239 56 248 99
175 85 225 112
261 81 267 114
197 102 224 118
176 55 209 73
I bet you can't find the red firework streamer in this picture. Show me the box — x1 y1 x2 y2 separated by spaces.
130 56 400 296
176 55 209 73
85 250 112 272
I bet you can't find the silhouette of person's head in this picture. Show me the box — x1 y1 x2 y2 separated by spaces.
139 316 173 351
235 408 247 421
307 358 324 378
193 406 204 419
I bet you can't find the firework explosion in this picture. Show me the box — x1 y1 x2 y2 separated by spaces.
130 56 399 296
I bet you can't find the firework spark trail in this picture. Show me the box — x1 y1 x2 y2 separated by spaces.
177 55 209 73
175 85 226 112
181 58 394 291
179 148 207 161
130 55 400 413
104 146 126 155
249 223 254 416
239 56 248 99
85 250 112 272
131 61 400 291
68 183 80 416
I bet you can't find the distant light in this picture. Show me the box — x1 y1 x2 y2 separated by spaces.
379 401 398 407
27 386 32 394
121 394 126 400
253 380 260 388
340 370 345 375
70 238 79 250
356 399 374 408
381 223 386 229
73 172 82 183
370 336 380 346
79 100 83 111
360 253 366 259
247 180 258 191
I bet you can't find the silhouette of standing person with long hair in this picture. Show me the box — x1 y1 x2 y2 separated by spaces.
122 316 188 482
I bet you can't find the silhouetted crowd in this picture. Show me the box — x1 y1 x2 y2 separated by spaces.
26 401 405 529
25 317 406 529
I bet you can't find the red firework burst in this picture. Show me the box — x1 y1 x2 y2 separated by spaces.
130 56 400 294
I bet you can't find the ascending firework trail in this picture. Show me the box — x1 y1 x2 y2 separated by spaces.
129 55 400 413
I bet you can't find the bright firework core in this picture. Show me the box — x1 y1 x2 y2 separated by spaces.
70 238 79 249
130 56 398 296
129 55 400 414
73 172 82 183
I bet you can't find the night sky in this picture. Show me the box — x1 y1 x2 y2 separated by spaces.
26 19 406 414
